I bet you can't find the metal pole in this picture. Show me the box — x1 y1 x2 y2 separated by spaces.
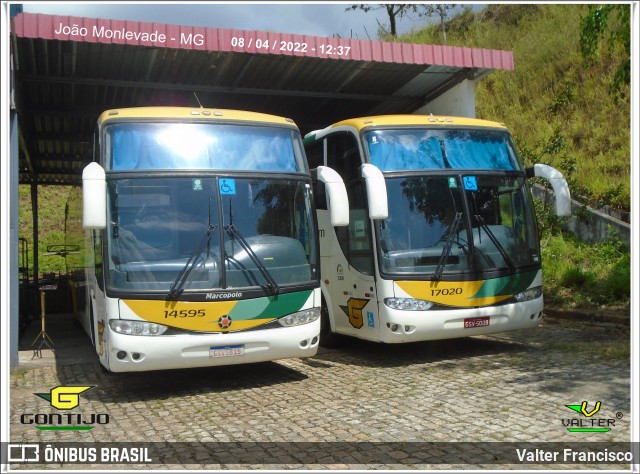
9 110 19 367
31 183 39 320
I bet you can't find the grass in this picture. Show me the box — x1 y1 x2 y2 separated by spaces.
19 185 73 276
540 232 630 308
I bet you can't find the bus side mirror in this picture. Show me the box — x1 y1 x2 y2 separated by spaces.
82 162 107 229
316 166 349 226
361 163 388 220
527 164 571 217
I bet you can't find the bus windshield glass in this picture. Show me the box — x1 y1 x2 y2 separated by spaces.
106 123 306 172
106 176 317 294
378 173 539 277
364 128 521 171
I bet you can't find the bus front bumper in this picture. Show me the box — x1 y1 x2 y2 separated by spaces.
103 319 320 372
377 297 544 343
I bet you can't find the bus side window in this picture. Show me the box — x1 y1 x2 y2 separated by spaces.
326 132 374 274
305 138 324 170
326 132 361 185
337 181 374 275
93 230 104 292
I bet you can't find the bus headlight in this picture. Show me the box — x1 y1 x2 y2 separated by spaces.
384 298 433 311
278 308 321 327
109 319 168 336
514 286 542 302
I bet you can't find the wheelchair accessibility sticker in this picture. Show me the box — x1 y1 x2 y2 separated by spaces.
219 179 236 195
463 176 478 191
367 311 375 328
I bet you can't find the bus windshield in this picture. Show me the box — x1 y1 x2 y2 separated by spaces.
378 173 540 277
106 123 306 172
107 176 317 294
364 128 521 171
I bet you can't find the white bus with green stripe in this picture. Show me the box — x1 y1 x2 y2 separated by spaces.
303 115 571 345
72 107 348 372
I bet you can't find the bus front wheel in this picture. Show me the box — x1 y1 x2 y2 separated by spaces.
320 296 342 348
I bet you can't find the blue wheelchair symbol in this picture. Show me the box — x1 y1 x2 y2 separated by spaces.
463 176 478 191
367 312 375 328
219 179 236 195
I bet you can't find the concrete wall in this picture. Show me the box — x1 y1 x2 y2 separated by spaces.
531 184 630 248
414 79 476 118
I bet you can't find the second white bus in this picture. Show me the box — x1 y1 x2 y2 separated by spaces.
304 115 571 345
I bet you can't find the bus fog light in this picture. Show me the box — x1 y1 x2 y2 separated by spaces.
109 319 168 336
514 286 542 302
116 351 127 360
278 308 321 327
384 298 433 311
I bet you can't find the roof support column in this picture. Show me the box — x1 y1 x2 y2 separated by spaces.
8 110 20 367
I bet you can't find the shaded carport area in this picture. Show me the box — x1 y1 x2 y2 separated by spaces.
7 11 514 366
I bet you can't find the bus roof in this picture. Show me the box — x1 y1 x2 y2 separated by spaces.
304 115 508 142
98 107 298 128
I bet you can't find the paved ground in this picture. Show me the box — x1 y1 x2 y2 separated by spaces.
7 310 633 470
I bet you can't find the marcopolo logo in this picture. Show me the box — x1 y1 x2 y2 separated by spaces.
21 385 109 431
562 401 622 433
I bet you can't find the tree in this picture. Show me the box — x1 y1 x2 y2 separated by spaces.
422 4 459 44
346 3 459 42
579 5 630 96
345 4 422 37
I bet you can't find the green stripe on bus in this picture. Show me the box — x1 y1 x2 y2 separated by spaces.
230 290 313 320
471 271 537 298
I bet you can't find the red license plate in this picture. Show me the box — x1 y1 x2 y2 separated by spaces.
464 316 490 329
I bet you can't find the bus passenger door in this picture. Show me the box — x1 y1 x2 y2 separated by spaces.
323 131 381 341
332 181 380 341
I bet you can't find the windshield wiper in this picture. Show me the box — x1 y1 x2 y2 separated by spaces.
432 212 463 281
224 224 280 296
167 223 216 300
473 214 515 271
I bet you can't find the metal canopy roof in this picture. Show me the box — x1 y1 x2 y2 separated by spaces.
11 12 514 186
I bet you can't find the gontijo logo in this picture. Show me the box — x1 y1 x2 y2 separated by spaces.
562 401 622 433
21 385 109 431
35 385 92 409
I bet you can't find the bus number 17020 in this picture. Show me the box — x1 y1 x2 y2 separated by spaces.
431 287 463 297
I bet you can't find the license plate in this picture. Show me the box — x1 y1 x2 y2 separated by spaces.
464 316 490 329
209 344 244 358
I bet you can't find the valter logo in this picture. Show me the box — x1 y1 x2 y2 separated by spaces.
562 401 622 433
21 385 109 431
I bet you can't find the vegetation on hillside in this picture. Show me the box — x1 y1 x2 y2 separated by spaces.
401 4 631 212
18 185 73 276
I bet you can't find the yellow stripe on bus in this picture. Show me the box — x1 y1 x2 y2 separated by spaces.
122 299 274 332
395 280 511 308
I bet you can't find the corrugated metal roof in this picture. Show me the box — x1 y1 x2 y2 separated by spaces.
11 12 514 185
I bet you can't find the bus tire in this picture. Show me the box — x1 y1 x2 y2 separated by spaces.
90 304 111 373
99 361 112 374
89 304 96 347
320 296 341 348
